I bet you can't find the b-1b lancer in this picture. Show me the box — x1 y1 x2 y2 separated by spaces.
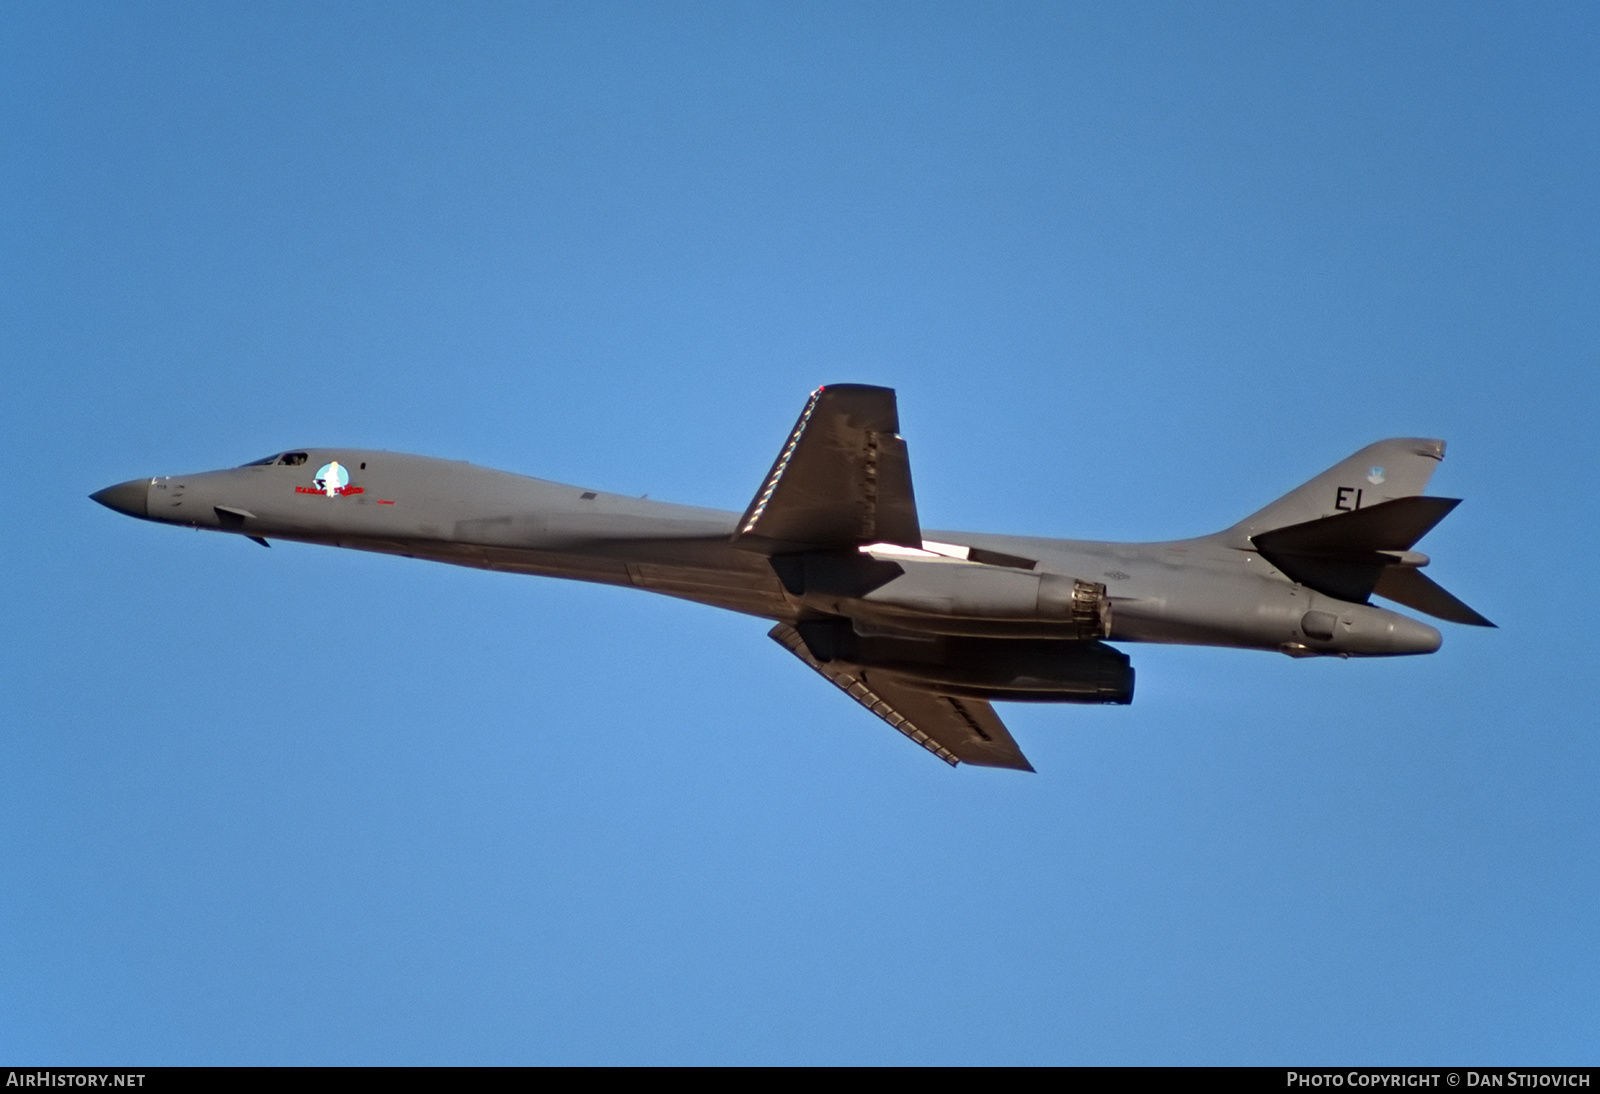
92 385 1491 772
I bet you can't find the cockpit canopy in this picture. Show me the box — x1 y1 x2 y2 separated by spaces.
240 452 309 467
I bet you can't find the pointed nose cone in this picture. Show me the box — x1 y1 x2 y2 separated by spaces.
90 478 150 520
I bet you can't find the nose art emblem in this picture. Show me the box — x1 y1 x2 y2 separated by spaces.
295 460 364 497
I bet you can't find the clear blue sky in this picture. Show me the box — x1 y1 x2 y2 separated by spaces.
4 1 1596 1064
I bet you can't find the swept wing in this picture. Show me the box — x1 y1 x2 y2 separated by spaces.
770 624 1034 771
733 384 920 553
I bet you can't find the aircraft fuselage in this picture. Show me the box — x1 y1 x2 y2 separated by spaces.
92 448 1442 660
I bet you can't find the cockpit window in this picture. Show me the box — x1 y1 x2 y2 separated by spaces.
240 454 279 466
276 452 309 466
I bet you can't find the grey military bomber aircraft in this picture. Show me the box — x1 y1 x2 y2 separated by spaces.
92 384 1491 772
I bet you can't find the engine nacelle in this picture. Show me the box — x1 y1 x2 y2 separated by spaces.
794 620 1134 704
860 560 1111 637
769 553 1112 638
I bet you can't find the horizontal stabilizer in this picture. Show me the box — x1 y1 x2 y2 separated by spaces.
1372 566 1495 627
1251 496 1489 623
734 385 921 553
770 623 1034 771
1252 495 1460 556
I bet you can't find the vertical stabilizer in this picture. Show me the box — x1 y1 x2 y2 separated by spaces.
1225 438 1445 541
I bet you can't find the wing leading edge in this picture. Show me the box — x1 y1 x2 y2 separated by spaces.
770 624 1035 772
